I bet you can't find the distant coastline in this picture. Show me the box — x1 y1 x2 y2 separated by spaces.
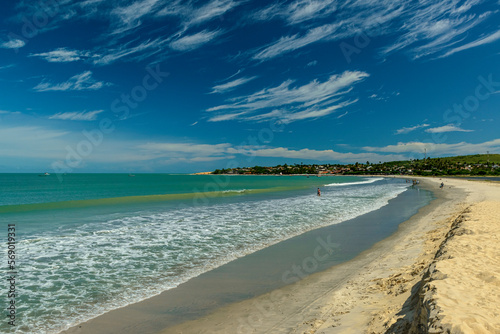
209 153 500 177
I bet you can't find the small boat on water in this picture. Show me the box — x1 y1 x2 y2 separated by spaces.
38 172 50 176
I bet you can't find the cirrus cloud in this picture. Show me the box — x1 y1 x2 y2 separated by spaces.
207 70 369 123
425 124 474 133
395 123 430 134
30 48 91 62
0 39 26 49
48 110 105 121
34 71 112 92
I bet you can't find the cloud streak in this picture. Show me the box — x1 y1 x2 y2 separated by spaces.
395 123 430 134
253 23 342 60
440 29 500 58
30 48 91 62
425 124 474 133
210 76 257 94
252 0 495 61
138 141 406 163
34 71 112 92
0 39 26 49
169 30 221 51
93 38 166 65
49 110 105 121
110 0 162 35
207 71 369 123
253 0 338 25
379 0 490 59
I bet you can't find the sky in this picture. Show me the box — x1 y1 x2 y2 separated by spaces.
0 0 499 173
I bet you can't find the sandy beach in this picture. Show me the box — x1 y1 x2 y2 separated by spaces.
158 177 500 334
62 177 500 334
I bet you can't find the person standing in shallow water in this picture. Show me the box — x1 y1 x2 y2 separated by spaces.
317 188 321 196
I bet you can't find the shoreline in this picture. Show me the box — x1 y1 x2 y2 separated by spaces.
159 177 500 333
61 177 500 334
60 178 420 334
158 177 463 333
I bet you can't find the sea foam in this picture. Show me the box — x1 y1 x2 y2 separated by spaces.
10 179 408 334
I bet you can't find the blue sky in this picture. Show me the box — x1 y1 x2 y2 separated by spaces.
1 0 500 173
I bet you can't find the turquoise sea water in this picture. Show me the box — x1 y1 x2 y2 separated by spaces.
0 174 420 333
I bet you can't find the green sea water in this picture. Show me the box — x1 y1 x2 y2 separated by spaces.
0 173 419 333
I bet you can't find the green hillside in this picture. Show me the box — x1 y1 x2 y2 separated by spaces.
374 154 500 176
213 154 500 176
429 154 500 165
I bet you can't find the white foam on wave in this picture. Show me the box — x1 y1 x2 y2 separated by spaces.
13 181 410 334
221 189 247 193
325 177 383 187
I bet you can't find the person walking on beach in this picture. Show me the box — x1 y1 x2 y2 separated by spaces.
317 188 321 196
440 182 444 189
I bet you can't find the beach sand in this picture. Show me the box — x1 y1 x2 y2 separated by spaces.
157 177 500 334
62 177 500 334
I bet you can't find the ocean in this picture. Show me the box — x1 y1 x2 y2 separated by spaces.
0 174 431 333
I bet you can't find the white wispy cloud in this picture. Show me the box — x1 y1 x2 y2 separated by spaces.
306 60 318 67
250 1 404 61
93 38 166 65
169 30 221 51
34 71 112 92
254 0 338 25
0 39 26 49
49 110 104 121
210 76 257 94
425 124 474 133
30 48 91 62
186 0 240 27
252 0 494 61
25 0 234 65
440 29 500 58
157 0 240 28
380 0 489 59
395 123 430 134
101 0 237 59
336 111 348 119
138 141 405 164
110 0 162 34
286 0 338 24
253 23 342 60
7 0 497 66
230 146 406 163
207 71 369 123
363 138 500 156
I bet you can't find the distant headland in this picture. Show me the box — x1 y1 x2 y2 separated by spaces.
209 154 500 177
